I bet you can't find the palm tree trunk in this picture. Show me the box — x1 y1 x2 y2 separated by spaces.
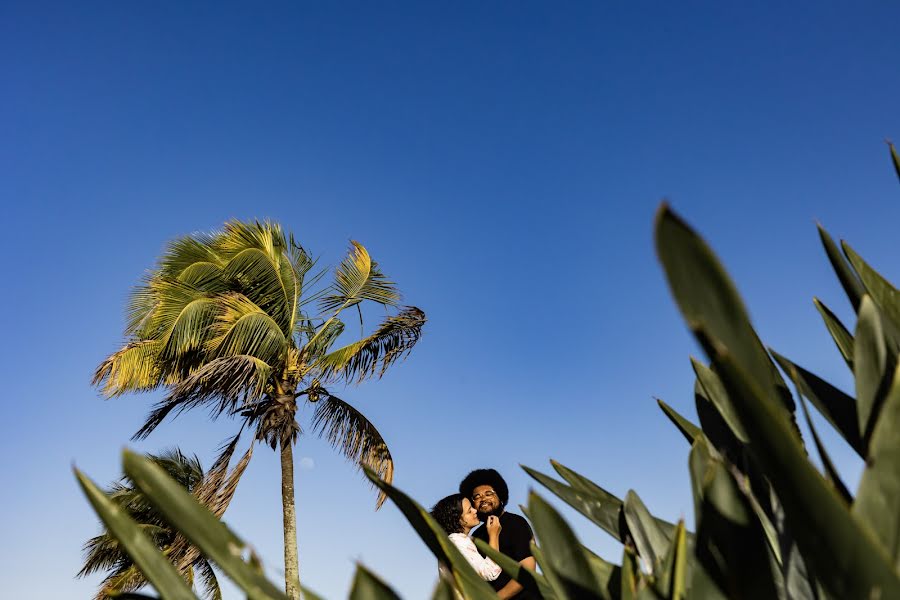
280 439 300 599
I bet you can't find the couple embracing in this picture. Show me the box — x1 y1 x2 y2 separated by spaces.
430 469 536 599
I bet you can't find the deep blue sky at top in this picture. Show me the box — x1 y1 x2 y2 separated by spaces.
3 2 900 598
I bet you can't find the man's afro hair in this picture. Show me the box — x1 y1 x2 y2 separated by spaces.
459 468 509 506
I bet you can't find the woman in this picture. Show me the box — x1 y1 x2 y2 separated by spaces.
430 493 503 581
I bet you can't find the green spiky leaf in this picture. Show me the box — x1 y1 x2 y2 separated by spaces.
854 361 900 567
855 296 889 443
688 438 780 599
797 394 853 503
656 398 701 444
523 465 624 542
348 564 402 600
771 350 863 458
843 243 900 355
817 224 865 312
890 141 900 185
528 491 604 599
813 298 855 370
655 204 797 423
623 490 668 572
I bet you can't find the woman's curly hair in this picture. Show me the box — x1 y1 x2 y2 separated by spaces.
430 493 466 535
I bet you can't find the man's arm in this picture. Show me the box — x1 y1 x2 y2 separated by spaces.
496 556 536 599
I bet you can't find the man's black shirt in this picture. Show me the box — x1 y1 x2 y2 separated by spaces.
471 511 535 599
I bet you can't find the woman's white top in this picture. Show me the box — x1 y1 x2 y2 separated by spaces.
446 533 502 581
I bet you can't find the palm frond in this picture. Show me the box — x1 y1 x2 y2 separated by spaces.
142 448 204 489
206 293 288 365
317 306 425 384
127 233 222 337
158 297 220 369
296 267 330 308
176 261 229 293
196 559 222 600
156 232 223 279
133 355 272 440
215 220 287 264
319 241 400 313
302 318 346 360
223 247 295 334
95 563 146 599
125 277 162 338
291 239 327 310
129 277 208 340
193 433 253 518
93 340 163 398
78 534 127 578
287 233 315 280
173 434 254 576
78 523 169 579
285 232 316 324
311 393 394 508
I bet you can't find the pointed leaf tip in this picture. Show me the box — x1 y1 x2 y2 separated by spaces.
889 141 900 183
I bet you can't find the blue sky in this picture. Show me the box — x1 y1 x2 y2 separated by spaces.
3 2 900 598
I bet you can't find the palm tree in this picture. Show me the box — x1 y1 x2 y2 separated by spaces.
93 220 426 598
77 440 251 599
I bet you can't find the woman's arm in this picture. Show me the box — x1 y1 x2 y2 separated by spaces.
449 535 502 581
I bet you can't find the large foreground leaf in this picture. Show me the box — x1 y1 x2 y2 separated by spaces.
527 462 681 548
522 464 623 542
348 565 402 600
713 348 900 598
623 490 668 572
527 492 604 600
655 204 797 424
688 438 779 599
691 359 748 443
844 242 900 348
854 361 900 568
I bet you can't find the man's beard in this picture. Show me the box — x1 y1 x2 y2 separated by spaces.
477 504 504 519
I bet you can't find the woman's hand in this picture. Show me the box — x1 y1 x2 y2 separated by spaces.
486 516 502 537
486 515 501 551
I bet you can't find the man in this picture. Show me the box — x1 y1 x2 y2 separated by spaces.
460 469 537 599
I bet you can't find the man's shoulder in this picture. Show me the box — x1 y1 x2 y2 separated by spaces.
502 511 527 522
501 511 532 530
